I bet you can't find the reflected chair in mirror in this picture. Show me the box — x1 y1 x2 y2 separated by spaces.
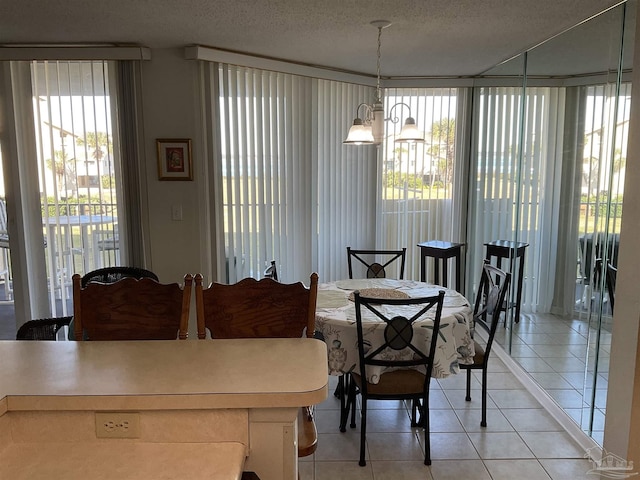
344 290 445 466
459 259 511 427
72 274 193 340
194 272 319 459
346 247 407 279
593 258 617 314
263 260 278 281
81 266 159 287
16 316 73 340
606 262 617 313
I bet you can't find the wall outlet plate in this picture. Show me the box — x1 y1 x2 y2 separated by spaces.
95 412 140 439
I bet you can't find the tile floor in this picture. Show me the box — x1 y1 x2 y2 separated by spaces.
497 311 610 445
301 321 604 480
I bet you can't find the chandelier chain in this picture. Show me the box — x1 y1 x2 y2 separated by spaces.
376 25 382 103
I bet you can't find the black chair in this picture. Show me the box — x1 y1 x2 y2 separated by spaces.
346 247 407 279
459 260 511 427
81 266 158 287
263 260 278 281
16 316 72 340
345 290 445 466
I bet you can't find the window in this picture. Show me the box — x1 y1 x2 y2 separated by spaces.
379 88 462 280
205 63 378 283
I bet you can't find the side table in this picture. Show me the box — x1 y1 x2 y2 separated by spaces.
484 240 529 323
417 241 465 293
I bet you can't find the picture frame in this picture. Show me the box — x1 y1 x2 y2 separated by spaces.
157 138 193 181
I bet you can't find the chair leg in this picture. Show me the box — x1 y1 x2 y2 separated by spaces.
465 368 472 402
349 379 357 429
481 368 488 427
338 375 348 432
423 392 431 466
411 398 423 427
334 375 343 398
359 397 367 467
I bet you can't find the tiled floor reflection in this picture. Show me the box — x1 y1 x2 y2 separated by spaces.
495 311 609 445
303 367 597 480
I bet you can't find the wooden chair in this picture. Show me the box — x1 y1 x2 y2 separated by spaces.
459 260 511 427
16 316 72 340
72 274 192 340
195 272 319 459
345 290 445 466
346 247 407 279
263 260 278 281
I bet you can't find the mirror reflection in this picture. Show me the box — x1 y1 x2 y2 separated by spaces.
468 0 634 444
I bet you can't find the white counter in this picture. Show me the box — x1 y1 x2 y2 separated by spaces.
0 338 328 480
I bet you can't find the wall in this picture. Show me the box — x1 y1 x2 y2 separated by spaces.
140 48 205 284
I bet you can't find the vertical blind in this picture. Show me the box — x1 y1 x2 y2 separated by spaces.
379 87 461 281
469 86 563 314
205 64 464 285
31 60 120 315
316 79 377 281
574 82 630 319
209 63 378 284
469 83 630 316
214 64 312 283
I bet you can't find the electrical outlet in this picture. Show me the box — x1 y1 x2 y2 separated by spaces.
95 412 140 438
171 204 183 221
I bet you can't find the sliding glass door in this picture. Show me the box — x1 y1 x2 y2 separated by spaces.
32 60 120 316
0 59 125 334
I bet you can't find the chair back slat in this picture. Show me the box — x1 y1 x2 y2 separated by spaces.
354 291 445 384
473 260 511 360
347 247 407 279
72 274 192 340
263 260 279 281
195 273 318 339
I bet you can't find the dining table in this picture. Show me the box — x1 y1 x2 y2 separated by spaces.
315 278 475 383
43 214 117 273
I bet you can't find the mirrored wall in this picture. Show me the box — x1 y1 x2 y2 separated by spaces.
466 0 635 444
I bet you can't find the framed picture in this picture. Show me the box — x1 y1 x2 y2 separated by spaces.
157 138 193 181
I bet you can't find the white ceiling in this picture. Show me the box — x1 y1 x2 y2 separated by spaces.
0 0 629 77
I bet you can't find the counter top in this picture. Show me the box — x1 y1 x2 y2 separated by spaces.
0 442 247 480
0 338 328 411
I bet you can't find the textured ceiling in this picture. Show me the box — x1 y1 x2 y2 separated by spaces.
0 0 629 77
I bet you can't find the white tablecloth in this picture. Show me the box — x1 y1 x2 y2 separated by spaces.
315 278 475 382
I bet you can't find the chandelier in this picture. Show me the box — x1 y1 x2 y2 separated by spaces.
343 20 424 146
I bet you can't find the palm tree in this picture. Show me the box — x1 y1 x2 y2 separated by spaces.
428 118 456 184
77 132 112 162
